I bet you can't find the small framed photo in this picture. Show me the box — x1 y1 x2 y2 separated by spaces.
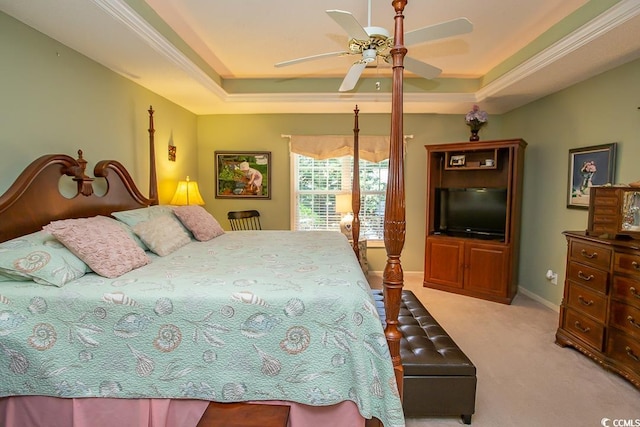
567 143 617 209
215 151 271 199
450 155 466 167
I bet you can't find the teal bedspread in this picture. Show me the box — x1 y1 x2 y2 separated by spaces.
0 231 404 427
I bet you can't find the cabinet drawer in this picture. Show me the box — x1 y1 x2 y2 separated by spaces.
615 252 640 278
593 192 619 207
592 208 617 226
569 240 612 269
593 205 618 215
563 308 605 350
567 261 608 294
612 276 640 307
566 282 607 322
610 302 640 341
590 224 617 235
607 329 640 376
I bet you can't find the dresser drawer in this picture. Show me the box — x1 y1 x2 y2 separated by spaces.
615 252 640 278
591 208 618 229
566 282 607 322
607 328 640 376
612 276 640 307
563 308 605 350
593 205 619 215
610 301 640 341
569 240 612 270
592 189 619 207
567 261 608 294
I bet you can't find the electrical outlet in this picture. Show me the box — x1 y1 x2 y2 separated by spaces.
551 273 558 285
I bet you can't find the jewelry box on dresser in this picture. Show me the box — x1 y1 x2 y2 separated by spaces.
556 185 640 389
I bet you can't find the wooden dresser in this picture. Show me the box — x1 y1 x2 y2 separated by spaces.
556 231 640 389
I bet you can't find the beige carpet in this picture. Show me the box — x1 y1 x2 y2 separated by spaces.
368 273 640 426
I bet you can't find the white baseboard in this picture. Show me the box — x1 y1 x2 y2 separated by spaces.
517 286 560 312
369 270 561 312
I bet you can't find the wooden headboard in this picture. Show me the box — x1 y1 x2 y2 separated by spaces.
0 107 158 243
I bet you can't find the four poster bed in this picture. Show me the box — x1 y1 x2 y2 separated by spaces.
0 2 409 426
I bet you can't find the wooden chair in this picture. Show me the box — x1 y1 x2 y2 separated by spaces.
227 210 262 230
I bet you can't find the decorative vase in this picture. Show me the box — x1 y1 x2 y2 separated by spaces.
469 129 480 141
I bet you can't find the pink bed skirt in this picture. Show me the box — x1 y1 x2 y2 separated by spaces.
0 396 365 427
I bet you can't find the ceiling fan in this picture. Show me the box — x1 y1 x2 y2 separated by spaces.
274 0 473 92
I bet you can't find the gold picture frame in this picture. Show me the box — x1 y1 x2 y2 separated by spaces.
215 151 271 199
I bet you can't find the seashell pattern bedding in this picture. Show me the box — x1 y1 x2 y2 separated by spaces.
0 231 404 427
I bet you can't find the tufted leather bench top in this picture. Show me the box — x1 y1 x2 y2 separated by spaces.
371 289 477 423
372 290 476 376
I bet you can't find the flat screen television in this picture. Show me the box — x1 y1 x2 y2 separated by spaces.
434 187 508 240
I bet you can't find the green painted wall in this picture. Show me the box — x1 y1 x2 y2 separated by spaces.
0 11 197 202
502 57 640 306
4 9 640 308
197 113 504 276
197 58 640 307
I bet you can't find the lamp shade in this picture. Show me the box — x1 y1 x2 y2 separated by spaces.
170 176 205 205
335 194 352 213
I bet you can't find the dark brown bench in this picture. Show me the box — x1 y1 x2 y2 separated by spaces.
372 290 477 424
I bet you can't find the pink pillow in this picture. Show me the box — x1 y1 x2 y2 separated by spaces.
173 206 225 241
44 216 149 278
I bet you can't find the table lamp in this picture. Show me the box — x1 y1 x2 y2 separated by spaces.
335 193 353 240
170 176 205 205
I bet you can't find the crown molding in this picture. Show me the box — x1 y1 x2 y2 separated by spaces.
91 0 226 97
89 0 640 114
477 0 640 101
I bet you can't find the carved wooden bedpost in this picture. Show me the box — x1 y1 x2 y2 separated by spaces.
148 106 159 205
384 0 407 399
352 105 361 260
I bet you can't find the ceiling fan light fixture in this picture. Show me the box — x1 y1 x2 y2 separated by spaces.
362 49 377 63
280 3 473 93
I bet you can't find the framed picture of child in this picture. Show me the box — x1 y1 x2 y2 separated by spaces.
215 151 271 199
567 143 616 209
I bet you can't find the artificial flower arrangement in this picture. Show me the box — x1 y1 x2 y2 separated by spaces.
465 104 488 131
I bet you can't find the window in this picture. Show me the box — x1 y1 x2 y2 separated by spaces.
292 154 388 240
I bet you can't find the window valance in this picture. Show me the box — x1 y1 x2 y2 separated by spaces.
285 135 392 163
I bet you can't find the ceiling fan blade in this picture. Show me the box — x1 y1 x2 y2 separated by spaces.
405 17 473 46
404 56 442 80
275 51 348 68
339 62 367 92
326 10 369 40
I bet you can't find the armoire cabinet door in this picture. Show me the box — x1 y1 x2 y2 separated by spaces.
425 237 464 288
464 242 509 297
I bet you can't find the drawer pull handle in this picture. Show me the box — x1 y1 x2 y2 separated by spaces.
580 249 597 259
626 346 639 362
628 316 640 329
631 287 640 299
577 271 594 281
632 261 639 270
574 321 590 333
578 296 594 306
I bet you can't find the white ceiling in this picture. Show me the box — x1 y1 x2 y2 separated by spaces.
2 0 640 115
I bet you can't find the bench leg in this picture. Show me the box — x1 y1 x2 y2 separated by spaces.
462 414 472 425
